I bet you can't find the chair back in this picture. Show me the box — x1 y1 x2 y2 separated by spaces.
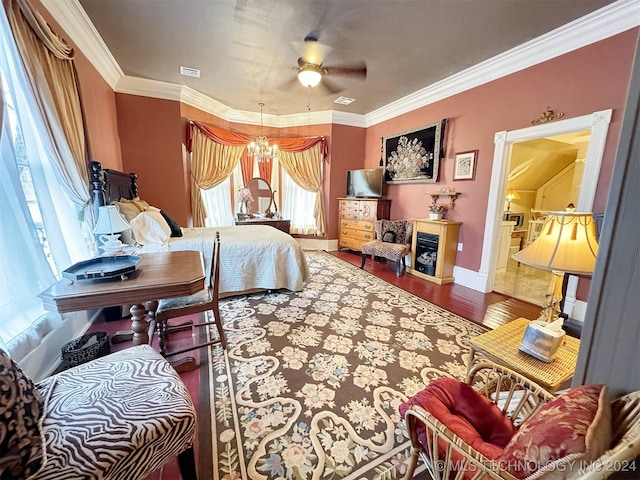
209 231 220 299
375 219 413 246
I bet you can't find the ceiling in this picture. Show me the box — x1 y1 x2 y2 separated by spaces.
76 0 618 117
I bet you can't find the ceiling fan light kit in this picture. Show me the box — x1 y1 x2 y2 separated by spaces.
298 65 323 87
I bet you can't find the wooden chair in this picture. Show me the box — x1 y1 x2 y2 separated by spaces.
361 219 413 276
401 359 640 480
154 231 226 371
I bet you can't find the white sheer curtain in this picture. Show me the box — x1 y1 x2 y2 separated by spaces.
281 166 318 234
0 5 90 361
201 162 241 227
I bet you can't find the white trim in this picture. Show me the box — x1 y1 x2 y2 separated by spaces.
452 265 486 291
299 238 335 251
476 110 611 314
42 0 639 127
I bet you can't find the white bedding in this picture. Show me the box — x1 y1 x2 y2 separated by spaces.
137 225 310 297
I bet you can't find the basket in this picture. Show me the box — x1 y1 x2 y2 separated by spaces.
61 332 111 369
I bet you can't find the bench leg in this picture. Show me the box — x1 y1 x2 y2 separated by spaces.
360 254 368 269
177 446 198 480
395 259 402 276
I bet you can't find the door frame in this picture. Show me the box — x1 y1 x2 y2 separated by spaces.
479 109 612 320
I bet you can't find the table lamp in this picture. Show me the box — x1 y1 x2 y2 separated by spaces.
512 211 598 323
505 189 520 212
94 205 130 255
237 187 254 220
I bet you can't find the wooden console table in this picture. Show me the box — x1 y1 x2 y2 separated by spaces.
39 251 205 346
234 218 290 234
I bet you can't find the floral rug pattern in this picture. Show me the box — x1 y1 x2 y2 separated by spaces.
207 251 486 480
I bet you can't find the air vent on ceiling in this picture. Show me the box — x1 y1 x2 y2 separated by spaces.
180 66 200 78
334 96 355 105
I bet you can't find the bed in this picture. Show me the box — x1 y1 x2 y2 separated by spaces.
89 161 310 297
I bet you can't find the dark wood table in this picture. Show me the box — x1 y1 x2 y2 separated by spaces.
39 251 205 346
234 218 291 234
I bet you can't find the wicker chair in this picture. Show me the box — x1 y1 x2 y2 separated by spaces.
401 360 640 480
360 219 413 276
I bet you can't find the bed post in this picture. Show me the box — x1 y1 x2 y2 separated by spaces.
89 161 106 220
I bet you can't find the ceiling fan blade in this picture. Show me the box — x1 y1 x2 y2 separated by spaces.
324 62 367 79
319 77 342 95
301 35 331 65
277 75 299 92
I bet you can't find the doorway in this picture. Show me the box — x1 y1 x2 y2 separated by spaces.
479 109 611 320
493 131 591 305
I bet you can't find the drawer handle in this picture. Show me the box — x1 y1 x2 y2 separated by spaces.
364 234 371 239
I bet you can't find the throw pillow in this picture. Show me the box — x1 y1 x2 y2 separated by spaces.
0 348 44 479
382 230 396 243
130 210 172 245
159 210 183 237
111 200 140 222
497 384 612 480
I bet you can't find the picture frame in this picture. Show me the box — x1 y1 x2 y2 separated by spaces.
384 120 443 184
453 150 477 181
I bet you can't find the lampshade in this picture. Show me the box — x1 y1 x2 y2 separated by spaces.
297 65 322 87
505 189 520 201
513 212 598 275
239 187 254 203
93 205 129 234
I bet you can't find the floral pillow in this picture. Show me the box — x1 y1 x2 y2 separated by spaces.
497 384 612 480
0 348 44 479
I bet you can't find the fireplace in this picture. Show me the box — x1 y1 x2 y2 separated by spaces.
415 232 439 276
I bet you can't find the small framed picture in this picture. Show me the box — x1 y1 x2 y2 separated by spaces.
453 150 477 181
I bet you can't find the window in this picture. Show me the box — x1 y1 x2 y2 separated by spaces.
0 7 90 360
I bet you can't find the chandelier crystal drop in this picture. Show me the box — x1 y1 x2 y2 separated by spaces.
248 103 277 163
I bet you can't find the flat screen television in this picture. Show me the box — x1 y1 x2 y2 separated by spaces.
346 168 384 198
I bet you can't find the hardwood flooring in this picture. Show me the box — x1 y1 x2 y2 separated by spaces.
333 250 542 328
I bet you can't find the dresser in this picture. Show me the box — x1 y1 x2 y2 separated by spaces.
234 218 290 234
338 198 391 251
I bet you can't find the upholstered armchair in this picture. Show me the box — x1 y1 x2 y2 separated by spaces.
360 219 413 276
1 345 198 480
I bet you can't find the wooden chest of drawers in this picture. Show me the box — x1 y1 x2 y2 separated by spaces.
338 198 391 251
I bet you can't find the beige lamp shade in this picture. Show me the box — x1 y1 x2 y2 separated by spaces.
513 212 598 275
505 189 520 201
93 205 129 234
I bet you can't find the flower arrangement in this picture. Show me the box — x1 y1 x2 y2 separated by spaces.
429 203 446 214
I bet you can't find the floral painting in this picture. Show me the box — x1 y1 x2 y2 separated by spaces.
384 120 443 184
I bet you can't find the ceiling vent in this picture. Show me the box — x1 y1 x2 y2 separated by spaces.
179 66 200 78
334 96 355 105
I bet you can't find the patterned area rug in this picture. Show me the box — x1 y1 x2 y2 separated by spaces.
206 250 486 480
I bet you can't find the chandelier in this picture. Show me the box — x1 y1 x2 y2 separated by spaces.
248 103 277 162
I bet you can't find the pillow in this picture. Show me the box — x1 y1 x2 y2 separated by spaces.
129 210 172 245
111 200 140 222
497 384 612 480
399 378 517 460
0 348 44 479
382 230 396 243
129 197 150 212
159 210 183 237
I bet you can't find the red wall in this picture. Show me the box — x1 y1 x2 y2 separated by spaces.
364 29 638 272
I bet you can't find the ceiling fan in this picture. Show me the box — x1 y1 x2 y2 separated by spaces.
294 35 367 93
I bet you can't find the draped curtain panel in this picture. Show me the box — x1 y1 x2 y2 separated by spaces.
278 145 327 235
4 0 92 226
190 127 244 227
188 121 327 233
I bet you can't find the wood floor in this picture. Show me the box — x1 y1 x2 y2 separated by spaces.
333 250 542 329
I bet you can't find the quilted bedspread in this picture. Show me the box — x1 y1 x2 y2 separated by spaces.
139 225 310 296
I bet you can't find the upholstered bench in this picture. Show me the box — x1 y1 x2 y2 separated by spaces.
1 344 197 480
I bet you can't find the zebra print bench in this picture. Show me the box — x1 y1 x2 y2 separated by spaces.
32 345 197 479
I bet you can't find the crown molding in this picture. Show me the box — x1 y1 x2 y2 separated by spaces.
43 0 639 129
365 0 640 126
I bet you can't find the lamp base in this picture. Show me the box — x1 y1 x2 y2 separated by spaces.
537 270 564 323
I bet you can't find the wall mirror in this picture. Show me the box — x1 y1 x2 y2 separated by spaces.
246 177 273 216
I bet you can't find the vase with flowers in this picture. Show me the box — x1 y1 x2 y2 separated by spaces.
429 203 446 220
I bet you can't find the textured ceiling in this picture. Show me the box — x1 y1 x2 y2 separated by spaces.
77 0 617 116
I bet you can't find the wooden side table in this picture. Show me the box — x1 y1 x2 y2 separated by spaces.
467 318 580 393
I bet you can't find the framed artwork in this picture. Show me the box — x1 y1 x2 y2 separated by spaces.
384 120 443 184
453 150 477 181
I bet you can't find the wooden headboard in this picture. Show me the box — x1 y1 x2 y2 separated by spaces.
89 160 139 218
